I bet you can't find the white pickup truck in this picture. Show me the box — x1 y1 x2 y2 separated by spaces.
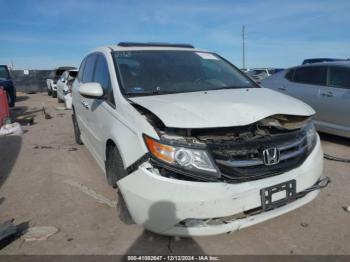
46 66 76 98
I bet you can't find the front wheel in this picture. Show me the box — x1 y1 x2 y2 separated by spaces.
72 113 83 145
105 146 127 188
48 88 52 96
52 90 57 98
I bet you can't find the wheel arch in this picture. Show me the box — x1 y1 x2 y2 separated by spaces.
105 138 125 167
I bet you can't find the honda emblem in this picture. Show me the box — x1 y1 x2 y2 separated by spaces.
262 148 280 166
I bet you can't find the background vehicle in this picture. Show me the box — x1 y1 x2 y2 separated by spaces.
71 42 327 236
261 61 350 138
46 66 76 97
302 58 349 65
0 65 16 107
244 68 284 83
56 69 78 108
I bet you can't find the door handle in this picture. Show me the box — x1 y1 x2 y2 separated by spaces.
278 86 286 91
81 100 89 109
321 92 333 97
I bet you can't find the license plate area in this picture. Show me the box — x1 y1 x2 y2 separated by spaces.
260 180 296 211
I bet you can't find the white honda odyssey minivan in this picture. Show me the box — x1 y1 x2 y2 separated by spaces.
72 42 329 236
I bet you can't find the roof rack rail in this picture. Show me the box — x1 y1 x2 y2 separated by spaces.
117 42 195 48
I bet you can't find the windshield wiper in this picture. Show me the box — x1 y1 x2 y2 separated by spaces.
210 85 253 91
125 90 179 97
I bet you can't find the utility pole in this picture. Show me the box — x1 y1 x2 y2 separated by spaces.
242 25 246 70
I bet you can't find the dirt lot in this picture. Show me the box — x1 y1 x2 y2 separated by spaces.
0 92 350 255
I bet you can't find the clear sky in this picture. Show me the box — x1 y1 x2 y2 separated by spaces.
1 0 349 69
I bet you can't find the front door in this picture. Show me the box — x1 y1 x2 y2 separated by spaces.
317 66 350 128
284 66 327 117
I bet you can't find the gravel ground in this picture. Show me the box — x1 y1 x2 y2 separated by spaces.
0 92 349 255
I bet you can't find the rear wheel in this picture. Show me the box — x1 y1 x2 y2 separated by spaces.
57 94 63 103
52 90 57 98
48 88 52 96
72 113 83 145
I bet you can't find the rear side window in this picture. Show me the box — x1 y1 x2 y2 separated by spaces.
82 55 96 83
293 66 327 85
328 66 350 89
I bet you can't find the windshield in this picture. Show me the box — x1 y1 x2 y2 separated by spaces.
113 50 257 96
0 66 10 80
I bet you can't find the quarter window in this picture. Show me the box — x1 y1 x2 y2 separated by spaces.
328 67 350 89
293 66 327 85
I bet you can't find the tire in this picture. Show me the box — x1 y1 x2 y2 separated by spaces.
72 113 83 145
57 95 63 103
7 93 15 107
52 90 57 98
48 88 52 96
106 145 127 188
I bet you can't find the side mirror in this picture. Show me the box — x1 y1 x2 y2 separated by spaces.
78 83 104 98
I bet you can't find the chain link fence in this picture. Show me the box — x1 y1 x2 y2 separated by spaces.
10 70 51 93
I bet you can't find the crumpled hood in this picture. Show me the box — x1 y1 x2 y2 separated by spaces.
130 88 315 128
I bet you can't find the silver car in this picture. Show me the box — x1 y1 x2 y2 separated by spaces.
261 62 350 138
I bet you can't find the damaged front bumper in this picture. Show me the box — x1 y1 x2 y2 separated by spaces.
118 137 327 236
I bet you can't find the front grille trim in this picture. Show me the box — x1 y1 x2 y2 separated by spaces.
216 136 307 168
207 129 309 182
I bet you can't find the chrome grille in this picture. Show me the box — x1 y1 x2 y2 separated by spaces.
206 129 308 182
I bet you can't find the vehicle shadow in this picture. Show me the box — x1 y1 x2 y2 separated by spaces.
15 95 29 102
319 132 350 146
0 136 22 189
10 106 43 118
0 220 30 250
10 106 43 125
123 201 205 257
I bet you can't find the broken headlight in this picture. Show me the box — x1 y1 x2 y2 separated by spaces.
144 135 219 179
304 121 317 152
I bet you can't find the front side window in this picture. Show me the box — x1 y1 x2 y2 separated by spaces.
82 55 96 83
294 66 327 86
328 66 350 89
285 69 295 81
94 55 115 105
78 59 86 81
69 71 78 79
0 66 10 80
55 69 65 78
113 50 257 96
